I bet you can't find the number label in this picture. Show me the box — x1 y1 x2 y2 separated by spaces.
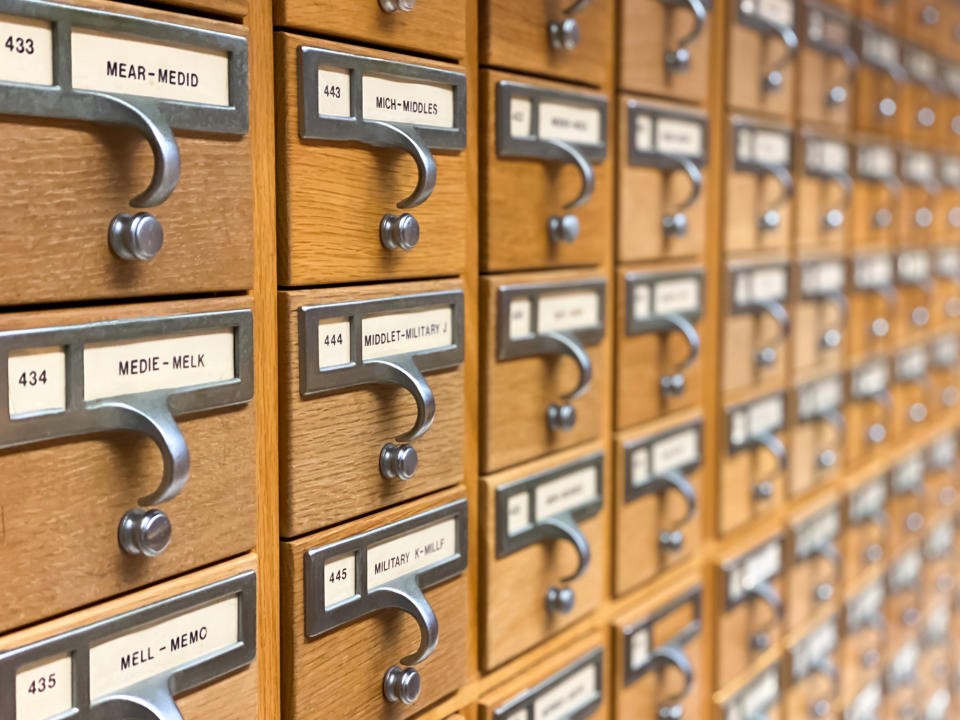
4 35 35 54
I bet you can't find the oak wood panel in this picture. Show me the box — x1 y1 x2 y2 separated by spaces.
897 186 935 246
278 279 464 536
792 297 845 376
794 172 848 252
904 0 944 45
899 83 942 143
845 391 892 467
721 312 789 393
280 487 469 720
275 33 467 287
0 295 256 634
788 415 842 498
479 0 614 87
163 0 248 18
717 438 785 536
273 0 467 61
887 479 925 553
893 284 933 344
714 582 784 688
478 442 607 671
724 169 794 254
847 288 893 359
797 47 853 129
854 66 900 135
850 178 897 248
726 23 796 118
891 376 931 439
785 497 841 631
842 467 889 585
857 0 898 29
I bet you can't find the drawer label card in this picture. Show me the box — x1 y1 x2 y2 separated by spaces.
851 359 889 398
804 137 849 177
322 553 357 608
625 421 702 502
941 157 960 187
360 307 453 361
791 619 838 680
861 30 899 70
734 123 792 171
493 649 603 720
891 454 924 493
367 518 458 588
731 264 788 311
793 505 840 559
904 46 937 85
536 291 601 335
935 248 960 277
806 6 852 52
848 681 882 719
362 73 455 128
316 67 350 117
847 580 885 629
728 393 785 450
623 587 702 686
628 102 708 168
903 151 935 186
726 540 782 605
928 433 957 469
857 144 896 181
626 270 704 335
7 347 66 417
0 15 52 86
849 477 887 523
726 664 780 719
532 662 598 720
538 101 604 146
895 346 927 381
853 254 894 289
14 655 72 720
796 374 843 421
889 548 922 590
898 250 931 283
800 259 845 297
71 29 230 106
534 465 600 522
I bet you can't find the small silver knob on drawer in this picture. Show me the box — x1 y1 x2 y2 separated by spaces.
548 17 580 50
546 586 576 614
661 373 686 395
109 212 163 261
547 403 577 431
663 211 688 236
751 632 771 650
759 209 781 231
383 665 421 704
827 85 847 105
379 0 416 12
755 346 778 367
665 47 692 72
548 214 580 244
660 530 685 551
874 208 893 228
118 508 172 557
753 481 774 500
380 213 420 251
380 443 418 481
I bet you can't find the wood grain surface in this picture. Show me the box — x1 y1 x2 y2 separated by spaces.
784 494 842 630
724 168 794 255
726 23 796 118
797 46 854 129
792 294 846 374
795 168 849 252
850 178 897 248
854 66 900 135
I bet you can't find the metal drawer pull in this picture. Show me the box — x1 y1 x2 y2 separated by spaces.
827 45 859 106
820 293 849 349
760 23 798 93
549 0 593 50
663 0 708 72
660 314 701 395
755 299 790 367
758 164 794 231
662 154 704 238
651 644 695 703
379 0 416 12
545 137 596 211
752 432 787 500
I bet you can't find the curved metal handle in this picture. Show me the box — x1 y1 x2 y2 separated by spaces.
543 137 595 210
822 292 849 348
563 0 592 13
827 45 860 106
756 431 788 471
749 579 785 619
84 92 181 209
655 468 698 527
369 574 439 666
823 171 854 228
756 299 790 361
762 163 795 211
91 686 185 720
540 330 593 400
814 540 842 566
664 0 707 72
866 389 892 443
820 407 846 467
651 644 695 705
810 658 840 697
761 24 799 92
662 313 701 376
368 356 436 442
665 154 704 213
539 511 591 583
366 119 437 209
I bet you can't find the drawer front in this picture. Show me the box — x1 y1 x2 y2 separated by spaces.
0 555 258 720
281 488 469 720
925 433 959 509
279 279 465 536
888 454 926 551
786 617 841 719
619 0 711 102
787 502 842 629
898 154 938 244
843 577 887 694
894 250 933 335
617 265 705 429
930 258 960 330
922 516 957 599
274 0 467 60
0 296 255 633
0 0 252 306
845 357 892 466
480 270 609 474
797 2 856 128
843 678 884 720
716 659 783 720
727 0 797 117
614 414 703 595
277 34 468 286
481 70 611 272
795 135 852 252
617 98 709 263
789 374 845 496
854 26 902 135
792 258 848 374
891 345 931 439
848 252 896 358
479 445 607 671
480 0 614 87
887 548 924 648
851 142 898 248
844 474 889 583
885 641 921 719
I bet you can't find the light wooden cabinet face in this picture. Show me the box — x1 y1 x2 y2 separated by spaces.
616 265 705 429
617 99 708 264
891 345 932 439
798 1 857 128
614 413 703 596
922 515 957 600
848 253 896 359
480 0 614 87
931 249 960 328
789 373 845 497
785 500 842 630
842 678 885 720
927 338 960 418
715 659 783 720
273 0 467 60
845 357 893 466
619 0 711 102
854 25 902 136
727 0 797 118
479 445 607 671
0 296 256 634
0 0 253 307
851 142 899 249
280 488 469 720
888 453 927 552
480 70 612 273
276 34 468 286
785 616 841 720
886 546 924 649
278 279 465 536
900 46 943 142
480 269 609 474
843 472 889 585
842 576 887 699
904 0 944 46
613 582 704 720
792 258 847 376
795 135 852 253
898 151 939 246
924 432 959 509
884 640 921 720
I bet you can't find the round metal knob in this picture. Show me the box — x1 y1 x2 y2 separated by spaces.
753 481 774 500
823 209 844 229
878 97 897 117
939 486 957 506
908 402 927 423
867 423 886 443
546 586 576 614
922 4 940 23
906 512 924 533
874 208 893 228
915 207 933 228
109 212 164 261
548 17 580 50
811 699 831 718
660 373 686 395
659 705 685 720
865 543 883 564
821 328 842 349
118 508 172 557
764 69 784 92
756 346 778 367
918 107 936 128
827 85 847 105
383 665 421 705
379 0 415 11
380 213 420 251
818 449 837 469
660 529 685 551
871 318 889 337
902 607 921 627
663 212 688 236
665 47 691 72
547 403 577 431
862 648 881 668
548 214 580 244
814 582 834 602
911 306 930 327
759 209 781 230
751 632 771 651
379 443 418 481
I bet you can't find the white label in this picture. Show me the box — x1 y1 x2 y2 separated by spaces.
892 455 924 493
748 395 784 435
316 319 351 369
806 139 849 175
944 63 960 95
905 48 937 83
896 346 927 379
631 284 652 321
15 655 72 720
752 267 788 302
534 465 599 521
509 298 533 339
510 96 533 137
532 663 598 720
926 521 954 556
755 0 795 26
793 619 838 677
854 255 893 288
854 361 889 396
71 29 230 106
538 101 603 146
798 376 842 419
317 67 350 117
796 508 840 557
0 15 53 86
903 152 935 185
367 518 457 588
655 118 704 157
934 336 959 368
736 667 779 719
936 248 960 277
506 492 531 536
8 348 66 417
850 478 886 521
802 260 845 295
898 250 931 282
848 582 885 626
652 428 700 475
891 549 922 588
323 553 357 608
654 278 701 315
943 157 960 187
738 542 782 595
629 628 651 669
361 307 452 361
890 641 919 679
858 145 896 179
629 446 651 487
738 127 791 167
537 291 600 334
362 74 454 128
83 331 235 401
930 434 957 468
633 113 653 152
863 31 899 67
89 595 239 699
849 682 882 719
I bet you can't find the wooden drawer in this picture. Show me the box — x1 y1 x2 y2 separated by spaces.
273 0 466 61
480 0 614 87
719 391 788 536
842 574 887 699
716 534 785 687
792 258 847 376
618 0 711 102
278 279 465 536
843 469 889 585
789 373 845 497
714 658 783 720
854 23 903 136
899 152 938 246
901 45 943 143
851 140 899 249
480 70 611 272
932 168 960 245
613 412 703 596
726 119 794 255
617 98 708 264
919 602 953 686
904 0 945 46
842 678 884 720
889 452 927 552
848 252 896 359
785 615 841 719
923 515 957 600
727 0 797 118
931 250 960 329
891 345 932 438
0 0 252 306
281 488 469 720
786 496 842 631
616 264 705 429
797 0 857 129
0 296 255 634
479 444 607 671
722 261 790 395
795 134 851 253
925 432 959 510
480 269 609 474
928 336 960 416
478 633 609 720
884 641 921 720
845 356 893 467
613 579 705 720
0 555 257 720
886 546 924 649
895 249 934 343
276 34 468 286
